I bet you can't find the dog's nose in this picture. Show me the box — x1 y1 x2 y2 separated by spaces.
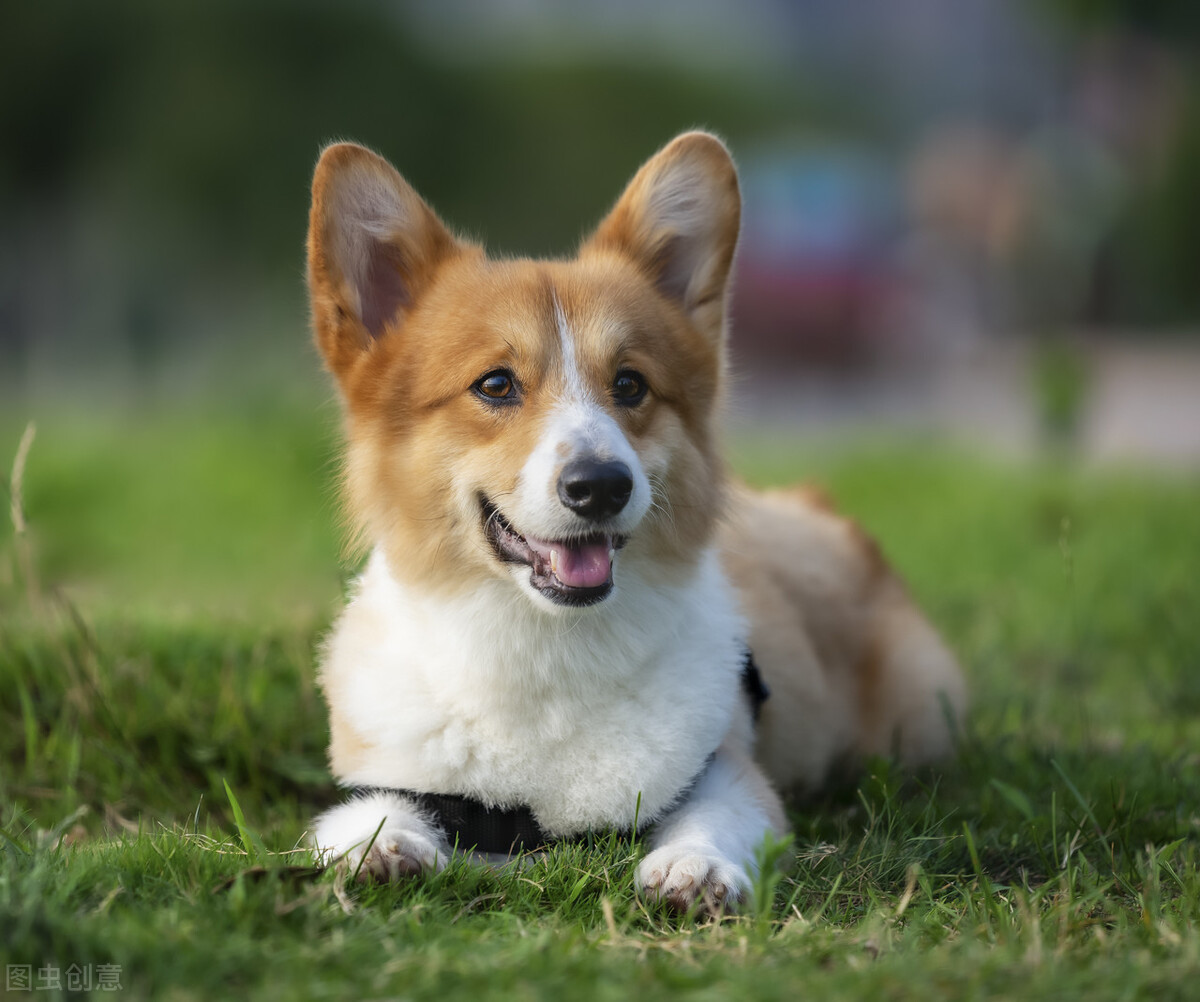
557 459 633 521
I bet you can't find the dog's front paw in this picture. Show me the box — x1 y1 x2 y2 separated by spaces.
349 827 446 882
312 794 448 883
637 845 749 914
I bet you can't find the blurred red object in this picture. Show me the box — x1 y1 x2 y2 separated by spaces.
733 146 902 366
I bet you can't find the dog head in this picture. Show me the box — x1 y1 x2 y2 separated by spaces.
307 132 740 611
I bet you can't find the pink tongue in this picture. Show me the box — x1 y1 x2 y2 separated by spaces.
526 536 613 589
555 541 613 588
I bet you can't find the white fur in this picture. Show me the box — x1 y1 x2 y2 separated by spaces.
313 790 447 875
316 545 744 836
636 749 775 904
311 539 782 901
553 294 589 403
508 400 651 543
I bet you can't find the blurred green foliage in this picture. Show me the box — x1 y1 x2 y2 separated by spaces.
1037 0 1200 42
0 0 798 267
0 0 817 394
1109 94 1200 324
1033 0 1200 325
2 0 1198 395
1031 338 1089 445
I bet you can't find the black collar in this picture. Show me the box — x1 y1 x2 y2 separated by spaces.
348 787 582 855
741 648 770 720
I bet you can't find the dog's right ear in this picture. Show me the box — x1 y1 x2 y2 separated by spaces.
307 143 459 379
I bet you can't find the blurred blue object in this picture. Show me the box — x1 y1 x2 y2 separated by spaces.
735 145 902 363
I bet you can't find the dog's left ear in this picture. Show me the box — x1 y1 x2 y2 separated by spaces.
582 131 741 347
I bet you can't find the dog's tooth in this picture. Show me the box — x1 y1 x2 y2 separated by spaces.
608 548 616 563
550 549 558 574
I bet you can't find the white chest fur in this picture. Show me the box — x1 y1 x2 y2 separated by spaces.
320 547 745 836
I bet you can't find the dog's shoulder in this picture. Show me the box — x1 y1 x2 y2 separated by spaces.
720 482 892 613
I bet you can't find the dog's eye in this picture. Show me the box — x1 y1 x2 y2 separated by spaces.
474 370 518 403
612 370 648 406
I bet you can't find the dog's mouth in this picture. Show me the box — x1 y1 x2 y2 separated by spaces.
481 497 627 606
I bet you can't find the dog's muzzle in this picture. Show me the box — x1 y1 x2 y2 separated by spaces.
480 496 629 606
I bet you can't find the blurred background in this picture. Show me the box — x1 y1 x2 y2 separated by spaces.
2 0 1199 618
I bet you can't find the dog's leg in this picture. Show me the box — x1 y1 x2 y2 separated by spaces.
311 790 449 881
637 735 787 914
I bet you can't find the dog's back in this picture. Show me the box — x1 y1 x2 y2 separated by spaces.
722 485 965 793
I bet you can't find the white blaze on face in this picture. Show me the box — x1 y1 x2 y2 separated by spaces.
506 295 651 547
553 296 589 405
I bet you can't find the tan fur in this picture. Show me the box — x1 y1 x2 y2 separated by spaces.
720 486 965 792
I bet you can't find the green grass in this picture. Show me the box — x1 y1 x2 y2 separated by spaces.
2 403 1199 1000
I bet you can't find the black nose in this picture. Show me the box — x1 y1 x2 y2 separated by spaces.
557 459 633 521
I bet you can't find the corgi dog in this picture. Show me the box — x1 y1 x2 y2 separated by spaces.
306 132 965 912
